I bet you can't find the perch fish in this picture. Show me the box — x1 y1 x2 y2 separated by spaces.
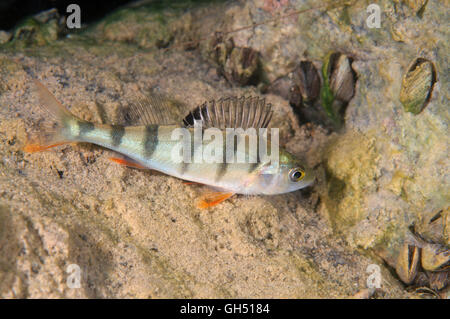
25 80 315 208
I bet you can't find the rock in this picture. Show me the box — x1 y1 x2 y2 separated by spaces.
8 8 63 47
0 30 11 44
266 75 291 101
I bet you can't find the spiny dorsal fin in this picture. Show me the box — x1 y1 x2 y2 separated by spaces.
122 93 177 126
183 96 273 129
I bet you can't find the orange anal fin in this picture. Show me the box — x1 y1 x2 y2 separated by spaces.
23 142 67 153
109 157 147 170
197 192 234 209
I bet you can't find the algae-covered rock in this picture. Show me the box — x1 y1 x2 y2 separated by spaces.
87 2 201 50
96 8 173 48
7 9 64 47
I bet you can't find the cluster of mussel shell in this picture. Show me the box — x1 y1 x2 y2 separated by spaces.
207 33 260 86
396 240 449 298
268 54 435 127
270 54 436 127
267 52 357 129
377 209 449 298
207 35 359 128
208 35 437 124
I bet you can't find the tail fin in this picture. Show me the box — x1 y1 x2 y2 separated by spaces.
24 80 79 153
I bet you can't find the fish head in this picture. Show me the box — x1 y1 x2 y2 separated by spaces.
254 149 315 195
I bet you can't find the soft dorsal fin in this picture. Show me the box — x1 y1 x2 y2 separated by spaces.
183 96 273 129
121 93 177 126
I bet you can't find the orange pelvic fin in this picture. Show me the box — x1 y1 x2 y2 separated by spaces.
23 142 67 153
109 157 147 170
197 191 234 209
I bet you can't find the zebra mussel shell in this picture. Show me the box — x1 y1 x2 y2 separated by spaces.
399 58 437 115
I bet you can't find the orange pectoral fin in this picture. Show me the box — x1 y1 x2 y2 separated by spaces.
23 142 67 153
197 192 234 209
109 157 147 170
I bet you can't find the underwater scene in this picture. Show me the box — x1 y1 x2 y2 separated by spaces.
0 0 448 300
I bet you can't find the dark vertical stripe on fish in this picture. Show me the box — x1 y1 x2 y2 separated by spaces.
78 121 95 137
215 163 228 182
179 162 190 175
143 125 159 159
248 162 260 174
111 125 125 147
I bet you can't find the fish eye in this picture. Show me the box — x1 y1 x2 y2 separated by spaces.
289 168 305 182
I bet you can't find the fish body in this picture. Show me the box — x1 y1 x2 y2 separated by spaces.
27 80 315 203
63 121 314 194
